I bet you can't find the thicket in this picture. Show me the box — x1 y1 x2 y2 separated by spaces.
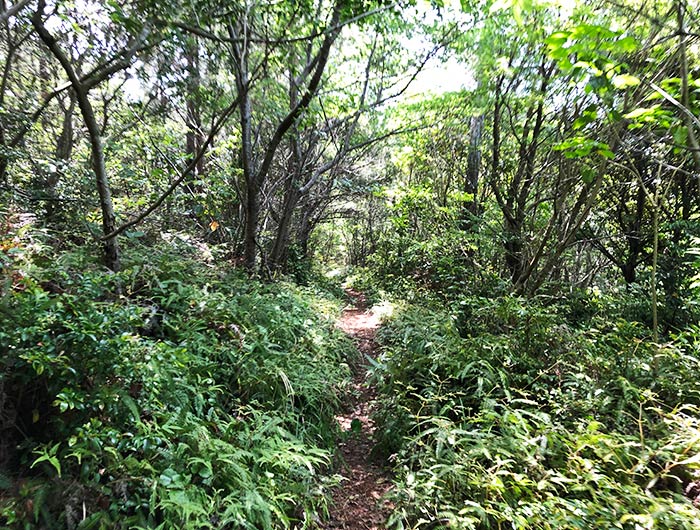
369 293 700 529
0 216 354 529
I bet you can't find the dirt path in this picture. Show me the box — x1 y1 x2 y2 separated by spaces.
321 290 393 530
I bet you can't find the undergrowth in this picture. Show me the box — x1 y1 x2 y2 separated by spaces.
371 296 700 529
0 230 354 529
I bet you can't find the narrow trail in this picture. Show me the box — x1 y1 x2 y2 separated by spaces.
322 290 393 530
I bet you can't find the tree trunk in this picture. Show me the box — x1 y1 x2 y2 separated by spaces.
232 0 342 272
243 180 259 272
185 39 204 182
231 28 256 270
462 114 483 228
32 3 120 271
504 217 523 282
79 88 120 271
0 29 15 186
269 181 301 272
677 0 700 184
296 212 313 261
46 96 75 223
651 185 659 342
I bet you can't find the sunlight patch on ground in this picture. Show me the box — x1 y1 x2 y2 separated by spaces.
371 300 395 321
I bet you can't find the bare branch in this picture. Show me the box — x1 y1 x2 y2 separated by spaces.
0 0 30 23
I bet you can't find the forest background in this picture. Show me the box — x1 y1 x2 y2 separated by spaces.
2 0 700 528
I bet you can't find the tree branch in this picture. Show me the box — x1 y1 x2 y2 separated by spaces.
0 0 30 23
170 4 392 45
101 93 242 240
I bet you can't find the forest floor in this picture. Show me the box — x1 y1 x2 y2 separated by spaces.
321 290 393 530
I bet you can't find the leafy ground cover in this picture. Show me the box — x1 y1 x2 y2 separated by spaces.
370 295 700 529
0 231 355 529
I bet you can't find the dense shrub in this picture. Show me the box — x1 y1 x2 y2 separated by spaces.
372 297 700 529
0 239 353 529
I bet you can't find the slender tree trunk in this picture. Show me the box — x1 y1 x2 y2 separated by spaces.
296 213 313 260
504 217 523 282
0 15 19 186
46 96 75 223
624 175 647 284
185 39 204 181
32 2 120 271
232 0 343 272
461 114 483 229
240 91 258 271
621 260 637 285
243 181 260 271
651 237 659 339
79 88 120 271
269 182 301 272
651 184 659 342
269 68 305 273
230 20 256 270
0 0 31 23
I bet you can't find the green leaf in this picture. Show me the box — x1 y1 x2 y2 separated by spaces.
596 148 615 159
611 74 640 89
573 110 597 130
617 36 639 52
159 468 183 488
546 32 570 44
31 443 62 477
624 106 659 120
121 394 141 423
673 126 688 146
513 2 523 24
582 167 596 184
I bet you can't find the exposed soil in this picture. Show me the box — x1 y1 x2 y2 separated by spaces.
321 290 393 530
